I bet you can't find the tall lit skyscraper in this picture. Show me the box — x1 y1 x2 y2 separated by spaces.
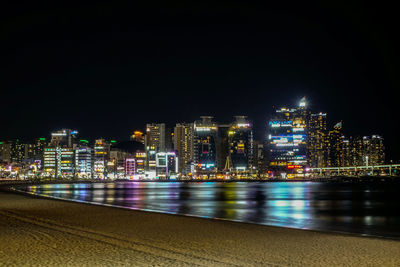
228 116 253 172
307 112 328 167
268 99 308 178
174 123 194 174
193 116 218 176
327 122 344 167
145 123 166 171
363 135 385 166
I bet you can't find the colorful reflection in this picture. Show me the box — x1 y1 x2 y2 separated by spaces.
17 182 400 238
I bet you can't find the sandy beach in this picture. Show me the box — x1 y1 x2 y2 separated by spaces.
1 190 400 266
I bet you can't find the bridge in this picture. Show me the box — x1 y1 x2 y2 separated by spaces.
309 164 400 177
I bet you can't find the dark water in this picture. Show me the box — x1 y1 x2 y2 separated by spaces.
18 182 400 238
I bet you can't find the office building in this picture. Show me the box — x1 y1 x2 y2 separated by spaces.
174 123 194 174
93 139 110 179
228 116 254 172
75 146 92 178
193 116 218 175
155 152 178 178
327 122 344 167
307 113 328 167
268 99 308 177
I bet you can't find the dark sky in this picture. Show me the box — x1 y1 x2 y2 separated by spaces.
1 1 399 161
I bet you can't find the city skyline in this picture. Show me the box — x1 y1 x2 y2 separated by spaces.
0 97 389 180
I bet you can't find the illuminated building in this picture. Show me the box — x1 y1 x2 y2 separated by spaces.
173 123 194 174
362 135 385 166
268 98 308 178
193 116 218 175
93 139 110 179
253 140 267 176
75 146 92 178
145 123 166 171
327 122 344 167
135 151 146 174
32 138 47 163
125 158 136 177
10 140 26 163
155 152 178 179
50 129 78 147
59 148 74 177
228 116 253 172
43 147 57 177
342 138 352 167
0 141 11 162
109 149 133 178
307 113 328 167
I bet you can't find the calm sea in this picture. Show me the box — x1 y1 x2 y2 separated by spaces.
17 181 400 239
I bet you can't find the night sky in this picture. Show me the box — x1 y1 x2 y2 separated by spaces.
1 1 399 161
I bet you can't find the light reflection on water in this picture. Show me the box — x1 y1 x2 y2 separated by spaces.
22 182 400 238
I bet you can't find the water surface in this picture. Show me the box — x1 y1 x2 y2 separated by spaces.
18 182 400 238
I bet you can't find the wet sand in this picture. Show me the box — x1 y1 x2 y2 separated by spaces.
1 190 400 266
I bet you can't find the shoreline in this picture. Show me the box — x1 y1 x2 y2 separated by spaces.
7 185 400 242
1 189 400 266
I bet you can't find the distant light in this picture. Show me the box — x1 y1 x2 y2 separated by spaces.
110 140 117 143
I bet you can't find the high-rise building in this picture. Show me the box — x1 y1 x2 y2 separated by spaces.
75 146 92 178
135 151 146 174
342 137 352 167
50 129 78 147
43 147 57 177
363 135 385 166
307 113 328 167
145 123 166 171
228 116 254 172
193 116 218 175
253 141 267 176
0 141 11 162
268 100 308 177
145 123 166 152
10 140 26 163
174 123 194 174
59 148 74 177
93 139 110 179
155 152 178 178
327 122 344 167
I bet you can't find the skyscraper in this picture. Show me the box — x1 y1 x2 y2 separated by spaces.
193 116 218 176
174 123 194 175
268 99 308 178
228 116 254 172
327 122 344 167
363 135 385 166
307 112 328 167
145 123 166 171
